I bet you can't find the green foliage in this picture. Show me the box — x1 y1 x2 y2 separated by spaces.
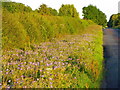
37 4 50 15
2 25 103 88
59 4 79 17
36 4 58 16
82 5 107 27
2 9 27 49
2 2 103 88
48 8 58 16
2 2 32 13
108 13 120 28
2 7 95 49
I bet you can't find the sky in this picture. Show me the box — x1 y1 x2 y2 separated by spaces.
10 0 120 21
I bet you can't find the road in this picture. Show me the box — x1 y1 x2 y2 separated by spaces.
102 28 119 88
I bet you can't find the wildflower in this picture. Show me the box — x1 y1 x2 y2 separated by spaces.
46 63 50 66
50 82 52 84
68 58 72 60
7 86 10 88
29 62 32 64
49 78 52 80
54 62 57 64
0 71 2 73
18 65 21 67
74 77 77 79
37 62 40 65
8 80 11 83
17 67 20 70
21 75 24 78
50 85 53 88
62 63 65 65
20 63 23 64
41 75 44 77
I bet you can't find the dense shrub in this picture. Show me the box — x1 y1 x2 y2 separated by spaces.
108 13 120 28
36 4 58 16
2 25 103 88
2 9 95 49
2 2 104 88
59 4 79 17
2 2 32 13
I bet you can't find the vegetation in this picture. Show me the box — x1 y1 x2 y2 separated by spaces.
2 2 32 13
2 3 94 50
59 4 79 17
35 4 58 16
82 5 107 27
2 25 103 88
108 13 120 29
2 2 104 88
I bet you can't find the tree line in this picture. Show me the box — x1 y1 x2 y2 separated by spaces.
108 13 120 28
2 2 107 27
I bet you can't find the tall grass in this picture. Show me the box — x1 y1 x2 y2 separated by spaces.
2 25 104 88
2 8 104 88
2 9 95 50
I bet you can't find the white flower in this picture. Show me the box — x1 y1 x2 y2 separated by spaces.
8 80 11 82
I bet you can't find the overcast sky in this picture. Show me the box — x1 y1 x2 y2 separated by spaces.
10 0 120 21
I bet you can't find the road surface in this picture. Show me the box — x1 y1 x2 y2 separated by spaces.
102 28 119 88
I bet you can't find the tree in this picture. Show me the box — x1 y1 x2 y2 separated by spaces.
37 4 50 15
2 2 32 13
37 4 58 16
82 5 107 27
108 13 120 28
48 8 58 16
59 4 79 18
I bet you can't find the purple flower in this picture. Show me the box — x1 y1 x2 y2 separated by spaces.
54 66 58 69
18 65 21 67
17 67 20 70
29 62 32 64
46 63 50 66
50 82 52 84
68 58 72 60
41 75 44 77
37 62 40 65
54 62 57 64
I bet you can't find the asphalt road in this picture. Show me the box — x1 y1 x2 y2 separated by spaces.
102 28 119 88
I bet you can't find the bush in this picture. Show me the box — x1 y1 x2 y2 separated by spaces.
2 4 95 50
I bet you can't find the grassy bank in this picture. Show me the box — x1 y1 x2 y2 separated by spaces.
2 24 103 88
2 4 104 88
2 9 94 50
